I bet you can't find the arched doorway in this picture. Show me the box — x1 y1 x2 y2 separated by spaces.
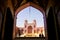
28 26 32 33
13 2 48 40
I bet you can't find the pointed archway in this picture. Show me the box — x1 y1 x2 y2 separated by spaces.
13 2 48 40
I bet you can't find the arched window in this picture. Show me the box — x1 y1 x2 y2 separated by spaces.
13 2 48 39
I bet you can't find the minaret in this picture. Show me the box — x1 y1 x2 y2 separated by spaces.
24 20 28 28
33 20 36 27
33 20 37 34
24 20 28 34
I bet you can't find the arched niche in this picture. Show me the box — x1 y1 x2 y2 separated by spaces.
13 2 48 40
47 7 58 40
3 7 13 40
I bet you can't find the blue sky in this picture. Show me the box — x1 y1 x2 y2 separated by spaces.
16 6 44 28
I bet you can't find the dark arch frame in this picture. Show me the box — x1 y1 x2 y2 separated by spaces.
47 7 59 40
15 2 45 15
2 7 13 40
13 2 48 40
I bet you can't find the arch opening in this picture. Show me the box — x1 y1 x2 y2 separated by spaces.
15 6 45 37
13 3 48 39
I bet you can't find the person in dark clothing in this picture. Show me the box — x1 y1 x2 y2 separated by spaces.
41 34 44 38
39 34 41 37
39 34 44 38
